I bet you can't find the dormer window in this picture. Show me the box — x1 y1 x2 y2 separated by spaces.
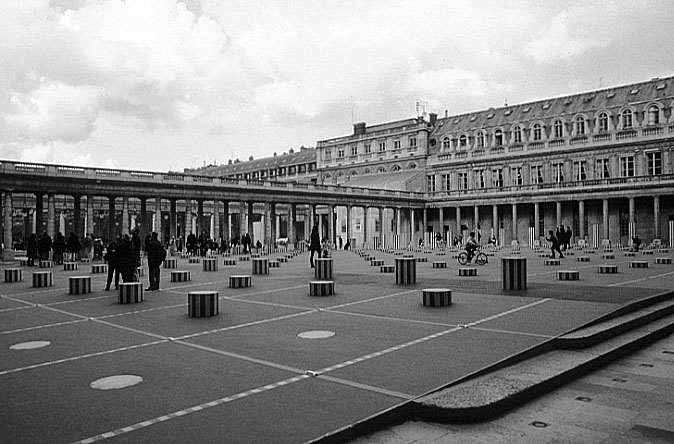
513 126 522 143
648 105 661 125
442 137 450 151
477 131 485 148
532 123 542 141
494 129 503 146
598 113 609 132
575 116 586 135
621 109 633 129
459 135 467 148
554 120 563 138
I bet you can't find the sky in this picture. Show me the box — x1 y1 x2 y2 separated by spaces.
1 0 673 173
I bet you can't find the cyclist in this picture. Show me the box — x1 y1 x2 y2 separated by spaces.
465 231 478 262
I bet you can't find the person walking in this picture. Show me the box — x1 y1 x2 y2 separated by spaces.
146 232 166 291
546 229 564 259
309 223 320 268
104 236 121 291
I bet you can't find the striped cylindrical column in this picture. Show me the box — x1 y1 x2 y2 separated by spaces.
630 261 649 268
416 257 428 263
188 291 219 317
63 262 78 271
432 261 447 269
171 270 191 282
597 265 618 274
202 258 218 272
39 260 53 268
458 267 477 276
315 258 333 280
576 256 590 262
223 258 236 266
557 270 580 280
252 258 269 275
370 259 384 266
118 282 144 304
277 256 288 263
601 253 615 260
189 257 200 264
422 288 452 307
380 265 395 273
229 275 251 288
395 257 417 285
239 256 250 262
4 268 23 282
309 281 334 296
17 257 29 266
91 264 108 274
269 260 280 268
163 258 178 269
32 271 53 287
69 276 92 295
544 259 560 266
655 257 672 265
502 257 527 290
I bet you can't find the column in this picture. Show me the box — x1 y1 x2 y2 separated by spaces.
534 202 540 240
139 198 148 241
492 205 498 239
602 198 609 240
222 201 230 241
288 203 296 249
212 200 220 241
270 203 276 247
3 191 13 260
239 201 246 237
654 195 660 239
512 203 518 242
379 206 384 248
185 199 192 238
423 208 428 241
35 193 44 234
438 207 444 241
474 205 479 232
347 205 353 246
264 202 272 246
409 208 415 247
47 193 55 238
108 196 116 238
578 200 585 240
85 195 94 237
328 204 335 246
363 206 369 248
122 196 130 235
197 200 205 236
154 197 162 239
247 201 254 241
170 199 177 240
73 195 82 238
556 201 562 228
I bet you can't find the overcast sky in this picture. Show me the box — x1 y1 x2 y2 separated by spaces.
1 0 673 172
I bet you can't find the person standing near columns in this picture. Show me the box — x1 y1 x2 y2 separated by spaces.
309 221 320 268
146 231 166 291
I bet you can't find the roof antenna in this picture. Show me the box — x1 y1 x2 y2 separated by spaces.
504 98 508 107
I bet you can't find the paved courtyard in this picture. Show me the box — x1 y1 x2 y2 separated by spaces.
1 245 672 443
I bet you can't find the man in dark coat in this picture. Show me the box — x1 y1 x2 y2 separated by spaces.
309 223 320 268
52 232 65 264
26 233 38 266
146 232 166 291
104 235 121 291
37 231 52 261
116 234 137 283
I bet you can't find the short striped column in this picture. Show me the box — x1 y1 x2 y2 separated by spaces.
544 259 560 266
4 268 23 283
188 291 219 317
163 258 178 269
601 253 615 260
655 257 672 265
39 260 53 268
309 281 334 296
16 257 29 266
202 258 218 272
269 260 280 268
91 264 108 274
252 258 269 275
370 259 384 267
223 258 236 266
68 276 91 295
239 256 250 262
432 261 447 269
416 257 428 263
557 270 579 280
502 257 527 291
32 271 52 287
576 256 591 262
171 270 191 282
277 257 288 263
458 267 477 276
63 262 78 271
422 288 452 307
641 250 654 255
315 258 333 280
80 257 91 263
630 261 649 268
657 248 670 254
188 257 200 264
395 257 417 285
624 252 636 257
229 275 251 288
380 265 394 273
118 282 144 304
598 264 618 274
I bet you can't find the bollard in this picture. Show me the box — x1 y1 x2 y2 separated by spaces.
69 276 91 295
4 268 23 283
252 258 269 275
315 258 333 280
502 257 527 290
119 282 144 304
395 257 417 285
188 291 219 317
32 271 53 287
422 288 452 307
309 281 334 296
171 270 191 282
202 258 218 272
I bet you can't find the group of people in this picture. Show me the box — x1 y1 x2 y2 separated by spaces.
21 231 85 266
104 229 166 291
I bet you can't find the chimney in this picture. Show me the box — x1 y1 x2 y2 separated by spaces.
429 113 438 126
353 122 366 136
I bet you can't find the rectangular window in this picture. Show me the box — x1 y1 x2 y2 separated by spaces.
427 175 436 193
572 160 587 181
510 167 523 186
474 169 485 189
325 150 332 160
647 151 662 175
394 140 401 150
350 145 358 156
408 137 417 149
364 143 371 154
338 147 345 158
620 156 634 177
530 165 544 184
442 173 451 191
492 168 503 188
458 172 468 190
596 158 610 179
552 163 564 182
379 141 386 152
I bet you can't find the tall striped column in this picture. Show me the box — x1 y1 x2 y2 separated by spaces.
501 257 527 290
69 276 92 295
395 257 416 285
315 258 333 280
32 271 53 287
252 257 269 275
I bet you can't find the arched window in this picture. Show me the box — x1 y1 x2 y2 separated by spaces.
377 167 386 174
533 123 542 141
391 165 401 172
494 129 503 146
459 135 467 148
323 174 331 180
442 137 450 151
622 109 633 129
554 120 563 138
363 168 371 175
349 170 358 176
598 113 609 132
407 163 417 169
513 126 522 143
575 116 586 135
476 131 485 148
648 105 660 125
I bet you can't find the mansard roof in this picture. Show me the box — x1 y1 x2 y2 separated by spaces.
432 75 674 136
191 148 316 177
318 117 428 145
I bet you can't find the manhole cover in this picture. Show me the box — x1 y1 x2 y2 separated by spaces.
90 375 143 390
10 341 51 350
297 330 335 339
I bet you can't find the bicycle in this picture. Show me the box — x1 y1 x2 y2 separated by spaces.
457 250 488 266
